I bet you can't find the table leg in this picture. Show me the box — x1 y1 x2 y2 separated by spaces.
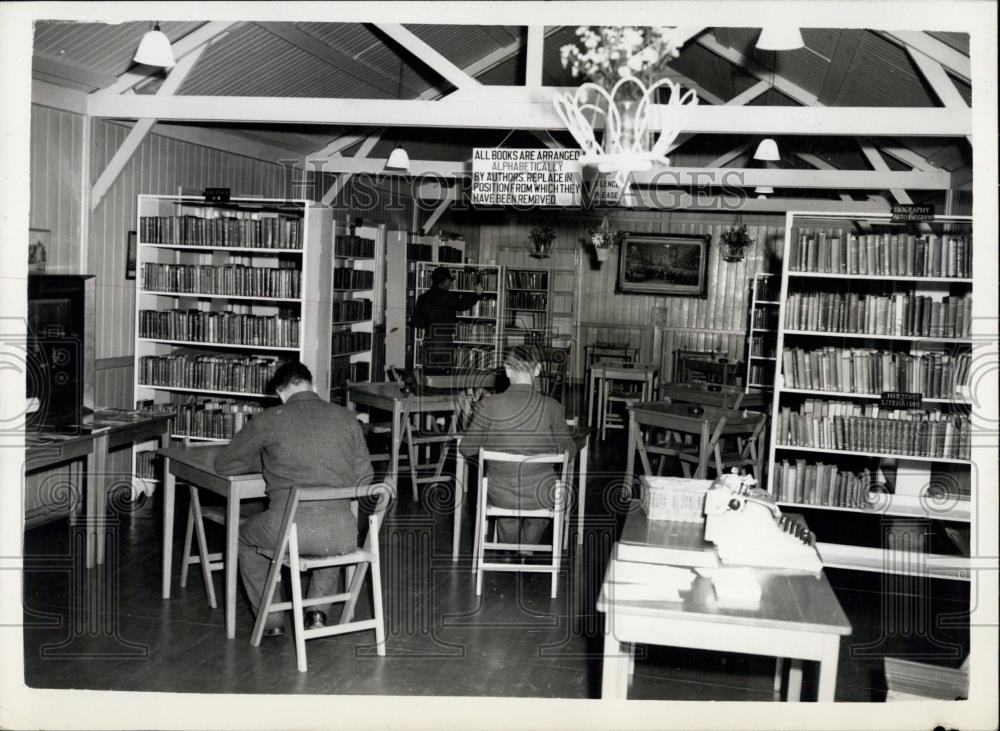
816 634 841 702
787 659 803 702
696 421 711 479
87 432 109 569
587 369 595 429
225 487 240 640
577 440 588 545
773 657 785 700
624 411 636 490
162 458 175 599
601 619 630 700
453 450 466 562
389 401 402 491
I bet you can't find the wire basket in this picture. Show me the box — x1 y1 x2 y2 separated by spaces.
640 476 713 522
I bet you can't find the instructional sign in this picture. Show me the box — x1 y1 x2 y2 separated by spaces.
879 391 923 410
891 204 934 222
471 148 621 207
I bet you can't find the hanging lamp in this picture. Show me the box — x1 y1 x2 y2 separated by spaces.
753 138 780 161
385 57 410 172
133 22 176 69
756 26 805 51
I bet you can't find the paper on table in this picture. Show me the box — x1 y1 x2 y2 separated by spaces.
606 581 684 603
611 559 696 588
696 567 762 610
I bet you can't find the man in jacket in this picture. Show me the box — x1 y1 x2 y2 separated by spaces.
459 345 578 547
411 266 483 371
215 361 373 636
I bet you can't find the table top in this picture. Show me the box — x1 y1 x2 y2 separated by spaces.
660 382 769 409
158 443 264 483
348 382 461 411
592 363 658 379
629 401 761 432
599 507 851 635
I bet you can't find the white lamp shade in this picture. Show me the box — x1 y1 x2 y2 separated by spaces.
133 27 176 69
754 186 774 195
385 146 410 171
753 138 781 161
756 26 805 51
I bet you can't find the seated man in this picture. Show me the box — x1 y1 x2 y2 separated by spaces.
215 361 373 636
459 346 578 547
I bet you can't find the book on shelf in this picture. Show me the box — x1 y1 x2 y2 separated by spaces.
751 308 779 330
139 214 303 249
463 297 497 319
416 267 498 291
331 330 372 354
334 234 375 258
139 309 300 348
506 291 548 310
141 262 301 298
454 347 498 370
330 358 369 389
790 231 971 278
505 270 548 289
754 274 778 301
138 352 282 394
453 322 496 341
171 398 264 440
437 245 464 263
333 268 375 290
331 298 373 323
783 291 971 338
772 459 873 508
775 398 971 460
781 347 970 399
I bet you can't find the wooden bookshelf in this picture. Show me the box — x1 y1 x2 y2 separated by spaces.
744 272 777 390
767 211 974 581
133 194 333 470
504 267 551 347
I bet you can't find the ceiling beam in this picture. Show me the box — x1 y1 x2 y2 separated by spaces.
859 142 913 204
526 26 545 87
880 31 971 84
796 151 875 231
86 93 972 137
706 145 749 168
817 30 864 105
31 79 87 114
94 21 237 96
421 197 454 234
374 23 481 90
666 79 768 155
878 144 938 172
321 132 381 206
32 54 117 91
904 45 972 147
90 46 207 210
696 33 819 107
258 23 418 98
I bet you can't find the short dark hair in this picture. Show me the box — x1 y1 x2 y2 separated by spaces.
431 266 453 286
504 344 542 374
268 361 313 393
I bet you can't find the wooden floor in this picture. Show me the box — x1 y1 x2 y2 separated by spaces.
22 426 969 699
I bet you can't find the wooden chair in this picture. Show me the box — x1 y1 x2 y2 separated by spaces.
474 449 571 599
673 349 717 382
538 345 570 403
250 481 395 672
598 365 659 441
714 411 769 479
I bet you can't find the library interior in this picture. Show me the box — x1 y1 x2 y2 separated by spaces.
6 8 997 726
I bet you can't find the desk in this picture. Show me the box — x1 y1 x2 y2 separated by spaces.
597 506 852 701
159 444 267 639
625 402 760 485
26 431 97 550
659 382 769 411
452 426 590 561
347 382 461 500
25 411 171 569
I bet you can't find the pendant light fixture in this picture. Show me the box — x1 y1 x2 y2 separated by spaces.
753 138 780 161
133 22 176 69
385 56 410 172
756 26 805 51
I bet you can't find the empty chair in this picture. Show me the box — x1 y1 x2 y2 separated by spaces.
250 481 394 672
473 449 571 599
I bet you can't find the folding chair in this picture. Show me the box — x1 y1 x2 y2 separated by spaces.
249 481 395 672
474 450 570 599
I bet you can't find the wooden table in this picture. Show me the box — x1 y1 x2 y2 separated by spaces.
597 506 852 701
590 363 659 439
453 426 590 561
625 402 761 485
346 382 462 499
25 411 171 569
659 382 770 410
159 444 267 639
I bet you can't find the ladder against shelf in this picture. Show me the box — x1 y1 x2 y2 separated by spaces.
330 223 384 397
133 195 333 489
768 211 974 580
745 272 778 390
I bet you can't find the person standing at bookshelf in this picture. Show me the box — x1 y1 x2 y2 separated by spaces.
214 361 373 636
410 266 483 371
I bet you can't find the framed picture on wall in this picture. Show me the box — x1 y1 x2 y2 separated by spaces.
617 233 710 297
125 230 137 279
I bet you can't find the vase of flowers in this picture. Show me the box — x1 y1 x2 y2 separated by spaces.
529 223 557 259
589 215 625 262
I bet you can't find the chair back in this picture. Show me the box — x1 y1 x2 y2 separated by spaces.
477 449 570 509
538 345 570 401
281 482 395 545
673 349 718 382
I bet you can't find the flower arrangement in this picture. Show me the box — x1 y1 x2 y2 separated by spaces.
560 26 685 91
720 224 754 263
529 223 557 259
589 215 626 262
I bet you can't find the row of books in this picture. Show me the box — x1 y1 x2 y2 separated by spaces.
139 215 302 249
407 243 434 261
507 291 548 310
747 363 774 387
416 268 499 291
776 399 971 459
330 357 370 389
749 339 775 357
139 309 300 348
454 322 497 341
333 269 375 290
172 400 264 440
771 461 880 509
141 263 301 298
463 298 498 319
790 231 971 278
334 234 375 258
136 450 160 480
332 298 372 323
507 312 546 330
753 275 779 301
454 347 500 370
751 308 779 330
331 330 372 354
437 245 464 263
784 292 972 339
138 353 281 395
781 347 970 398
505 270 547 289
